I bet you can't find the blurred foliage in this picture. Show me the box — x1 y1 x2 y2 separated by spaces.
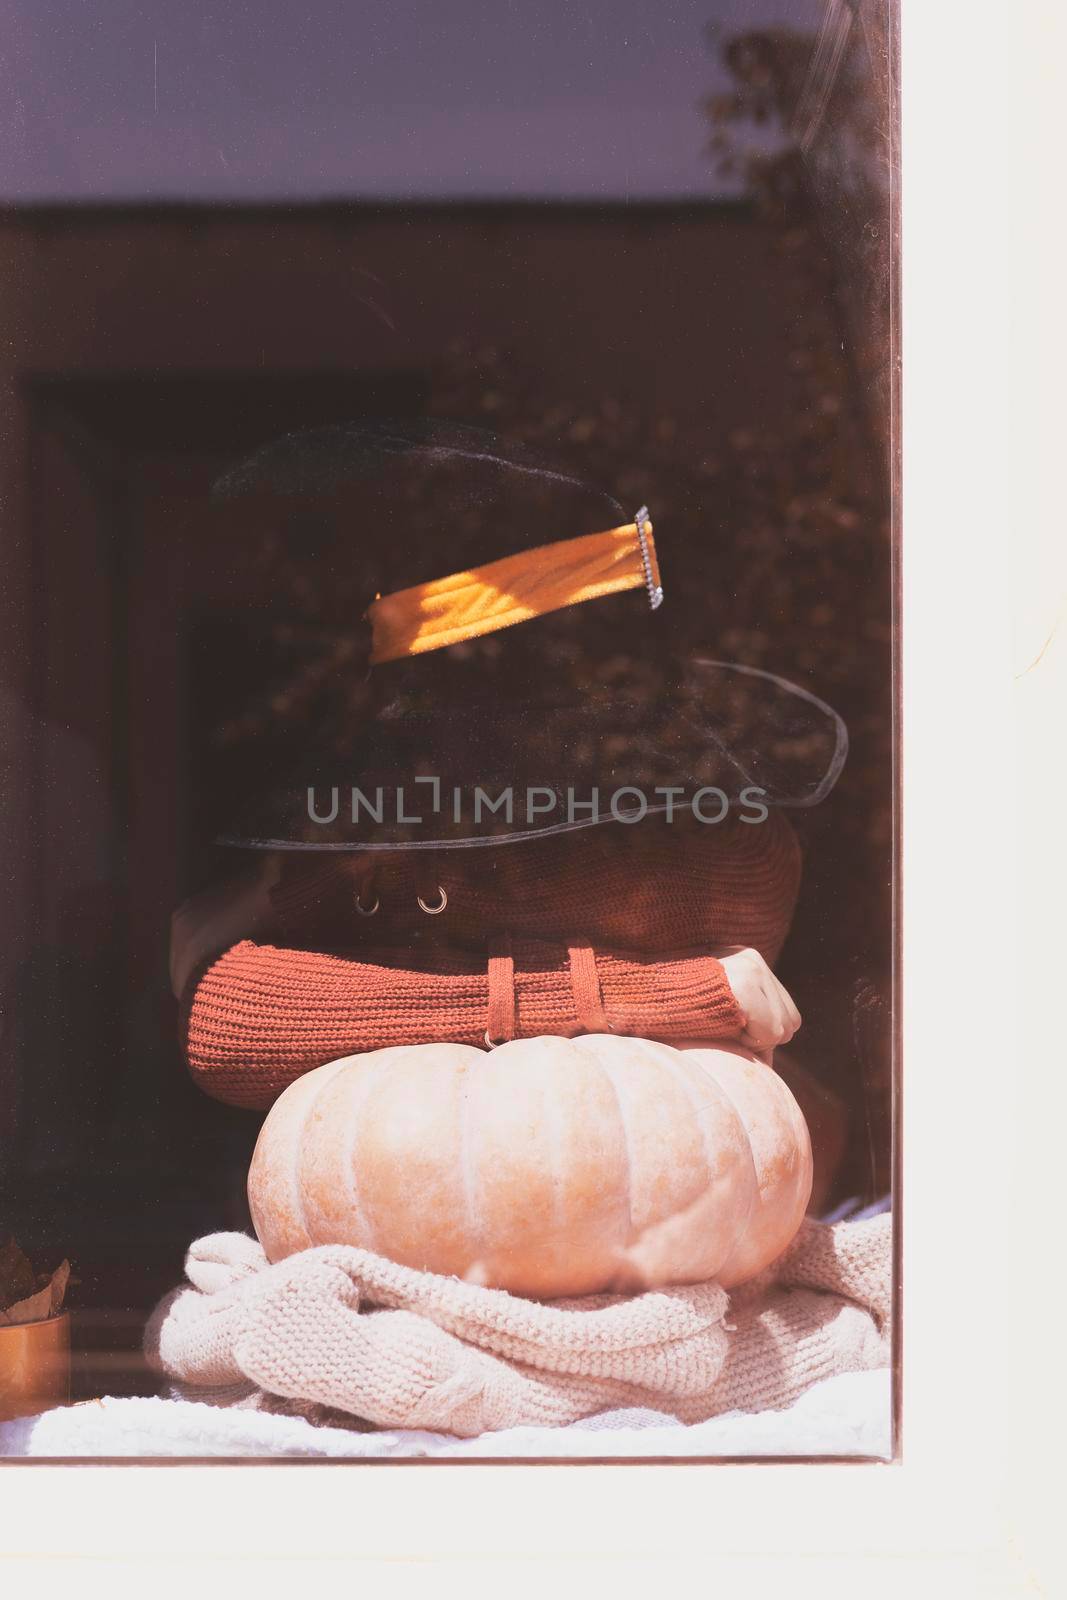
705 7 896 472
702 7 895 1193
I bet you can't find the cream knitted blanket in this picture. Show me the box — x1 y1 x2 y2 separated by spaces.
146 1215 890 1438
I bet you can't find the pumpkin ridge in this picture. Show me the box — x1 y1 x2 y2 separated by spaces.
685 1050 813 1288
658 1047 757 1274
291 1069 322 1246
544 1052 567 1258
311 1051 388 1255
660 1047 726 1203
341 1053 388 1257
587 1044 635 1245
261 1055 349 1257
457 1052 481 1273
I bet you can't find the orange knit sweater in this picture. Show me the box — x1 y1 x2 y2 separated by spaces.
184 810 801 1109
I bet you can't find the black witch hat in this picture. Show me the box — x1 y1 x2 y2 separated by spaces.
206 419 847 851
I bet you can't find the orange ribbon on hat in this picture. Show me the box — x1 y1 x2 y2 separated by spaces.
367 509 662 665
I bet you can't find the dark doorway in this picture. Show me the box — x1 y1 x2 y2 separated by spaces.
2 369 425 1394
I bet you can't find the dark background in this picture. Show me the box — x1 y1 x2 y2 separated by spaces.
0 2 896 1396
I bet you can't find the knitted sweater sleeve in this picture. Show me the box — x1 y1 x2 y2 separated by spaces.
183 939 745 1110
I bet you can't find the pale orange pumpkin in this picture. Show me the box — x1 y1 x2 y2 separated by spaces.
247 1036 813 1298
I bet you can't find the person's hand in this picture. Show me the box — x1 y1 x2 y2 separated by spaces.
169 856 280 1000
717 946 802 1055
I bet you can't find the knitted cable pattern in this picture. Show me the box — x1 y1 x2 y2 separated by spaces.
146 1214 891 1437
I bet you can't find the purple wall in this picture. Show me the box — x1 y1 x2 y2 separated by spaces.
2 0 821 201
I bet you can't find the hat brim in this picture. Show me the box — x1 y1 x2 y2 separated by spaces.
216 658 848 852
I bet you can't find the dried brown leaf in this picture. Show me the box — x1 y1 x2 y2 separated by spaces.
0 1283 52 1326
47 1259 71 1315
0 1243 72 1319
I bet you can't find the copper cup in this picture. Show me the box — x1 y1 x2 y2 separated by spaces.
0 1312 71 1420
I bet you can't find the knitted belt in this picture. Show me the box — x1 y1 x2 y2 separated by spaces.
486 938 609 1046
